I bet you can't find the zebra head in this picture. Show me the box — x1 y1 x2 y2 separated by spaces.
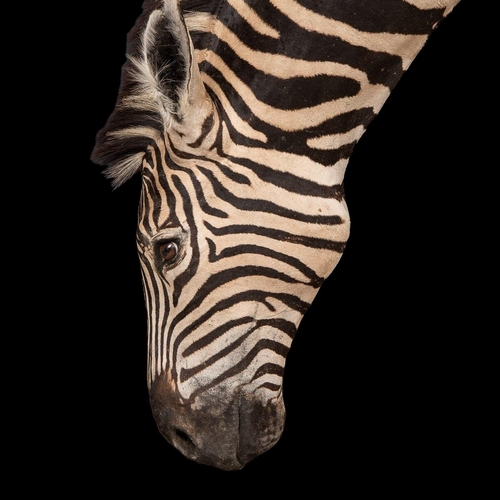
92 0 348 470
92 0 459 470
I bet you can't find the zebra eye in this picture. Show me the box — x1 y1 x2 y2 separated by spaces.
158 240 179 263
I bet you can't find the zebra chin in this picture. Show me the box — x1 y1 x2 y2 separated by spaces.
149 372 286 470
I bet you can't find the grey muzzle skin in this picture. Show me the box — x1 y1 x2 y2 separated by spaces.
149 373 285 470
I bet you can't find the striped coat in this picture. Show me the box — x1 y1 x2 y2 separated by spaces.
92 0 461 470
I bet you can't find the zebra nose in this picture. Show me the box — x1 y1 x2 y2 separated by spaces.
150 396 245 470
149 378 285 470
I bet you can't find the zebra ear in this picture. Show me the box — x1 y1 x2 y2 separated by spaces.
91 0 207 187
135 1 206 127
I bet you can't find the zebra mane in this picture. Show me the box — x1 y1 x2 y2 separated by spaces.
91 0 209 188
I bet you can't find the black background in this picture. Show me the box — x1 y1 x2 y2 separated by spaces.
48 0 489 494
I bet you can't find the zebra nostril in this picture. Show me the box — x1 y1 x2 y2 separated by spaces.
174 428 196 452
175 428 191 443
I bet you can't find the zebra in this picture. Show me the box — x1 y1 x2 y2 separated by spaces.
91 0 461 470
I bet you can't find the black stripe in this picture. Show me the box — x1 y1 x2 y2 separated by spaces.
180 322 256 383
178 167 229 219
182 317 255 357
256 381 281 392
185 339 290 402
294 0 445 34
138 176 154 238
198 165 343 224
180 318 294 383
207 239 324 287
251 363 285 383
167 115 345 199
205 68 373 168
205 221 347 252
198 26 403 88
170 290 310 373
171 175 201 307
223 150 346 199
204 39 360 109
139 252 170 374
150 146 181 228
187 113 215 148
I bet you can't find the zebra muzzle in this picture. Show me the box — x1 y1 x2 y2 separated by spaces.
149 374 285 470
